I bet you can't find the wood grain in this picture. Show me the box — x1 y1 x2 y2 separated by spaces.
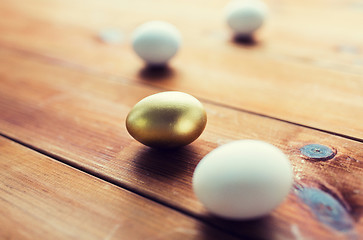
0 48 361 239
0 0 362 139
0 136 239 240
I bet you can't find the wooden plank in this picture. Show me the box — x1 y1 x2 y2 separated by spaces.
0 48 362 239
0 0 362 139
2 0 363 69
0 136 239 240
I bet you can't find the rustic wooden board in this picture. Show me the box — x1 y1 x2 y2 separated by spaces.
0 136 240 240
0 0 362 139
0 48 361 239
1 0 363 73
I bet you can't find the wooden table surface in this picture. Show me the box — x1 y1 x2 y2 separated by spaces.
0 0 362 239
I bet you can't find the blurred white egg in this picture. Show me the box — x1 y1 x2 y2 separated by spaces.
132 21 181 65
225 0 267 36
193 140 293 220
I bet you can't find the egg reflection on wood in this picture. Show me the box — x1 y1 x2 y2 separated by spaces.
126 91 207 148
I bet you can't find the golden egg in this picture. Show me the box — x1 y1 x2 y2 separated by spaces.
126 91 207 148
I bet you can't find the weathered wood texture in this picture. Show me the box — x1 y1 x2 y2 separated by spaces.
0 136 239 240
0 48 362 239
0 0 362 239
0 0 362 139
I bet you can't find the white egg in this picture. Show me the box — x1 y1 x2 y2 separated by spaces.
193 140 293 220
225 0 267 36
132 21 181 65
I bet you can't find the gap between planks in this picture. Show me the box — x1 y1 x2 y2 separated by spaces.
0 0 362 140
0 135 241 240
0 41 361 144
0 132 244 240
0 45 361 238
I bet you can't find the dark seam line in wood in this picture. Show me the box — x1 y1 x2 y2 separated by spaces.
0 42 363 143
0 132 246 240
0 42 361 144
